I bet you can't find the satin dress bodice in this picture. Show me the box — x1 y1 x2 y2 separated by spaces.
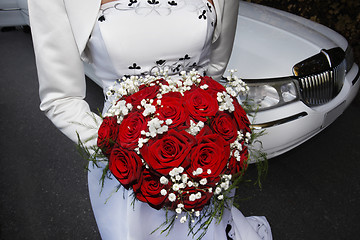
87 0 216 89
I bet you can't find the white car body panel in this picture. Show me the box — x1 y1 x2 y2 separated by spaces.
227 2 348 79
0 0 29 27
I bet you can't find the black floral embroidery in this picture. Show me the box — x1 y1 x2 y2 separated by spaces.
179 54 190 61
147 0 160 4
170 54 194 72
124 53 200 78
98 15 106 22
198 10 207 20
100 0 216 21
168 0 177 6
156 59 166 65
207 2 213 12
129 63 141 70
226 224 234 240
173 64 182 72
128 0 138 6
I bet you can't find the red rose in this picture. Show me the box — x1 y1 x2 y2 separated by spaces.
227 146 249 175
200 76 226 98
211 112 238 144
188 134 230 180
109 144 142 189
126 84 160 107
141 130 196 175
181 187 213 211
133 169 167 210
184 88 218 122
156 94 190 130
196 125 214 138
232 99 251 133
118 111 147 150
97 116 118 156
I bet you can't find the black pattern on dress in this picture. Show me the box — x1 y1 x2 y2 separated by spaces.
207 2 213 12
99 0 215 19
129 63 141 70
226 224 234 240
147 0 160 4
179 54 190 61
199 10 207 20
156 59 166 66
168 1 177 6
225 219 236 240
123 53 200 78
128 0 138 6
98 15 106 22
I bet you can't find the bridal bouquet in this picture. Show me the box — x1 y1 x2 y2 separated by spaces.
80 70 265 238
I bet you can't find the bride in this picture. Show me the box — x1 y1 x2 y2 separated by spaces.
28 0 272 239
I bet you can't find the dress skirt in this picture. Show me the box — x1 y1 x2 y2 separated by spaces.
88 162 272 240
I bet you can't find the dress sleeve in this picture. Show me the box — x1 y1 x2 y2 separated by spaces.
29 0 102 147
207 0 239 81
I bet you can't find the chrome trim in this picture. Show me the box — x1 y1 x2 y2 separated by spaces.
321 49 332 67
251 112 308 128
352 68 360 86
297 60 346 106
292 48 346 106
292 47 345 77
0 8 21 11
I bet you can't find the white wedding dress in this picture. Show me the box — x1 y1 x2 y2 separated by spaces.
86 1 272 239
